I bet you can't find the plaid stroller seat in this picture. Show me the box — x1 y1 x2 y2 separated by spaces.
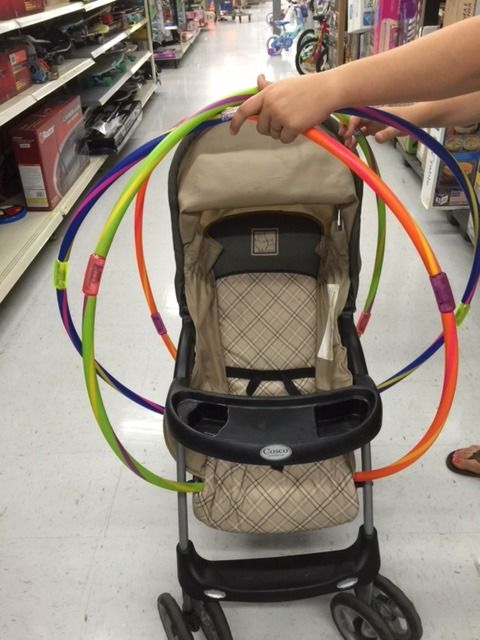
164 119 373 535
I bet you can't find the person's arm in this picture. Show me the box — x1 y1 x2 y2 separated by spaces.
341 91 480 147
230 16 480 143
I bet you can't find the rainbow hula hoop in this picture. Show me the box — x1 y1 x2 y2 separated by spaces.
56 94 479 416
75 94 460 490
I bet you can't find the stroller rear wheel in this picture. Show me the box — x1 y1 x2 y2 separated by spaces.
331 592 396 640
369 575 423 640
158 593 194 640
197 601 233 640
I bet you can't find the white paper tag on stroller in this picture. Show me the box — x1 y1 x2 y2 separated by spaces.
318 283 340 361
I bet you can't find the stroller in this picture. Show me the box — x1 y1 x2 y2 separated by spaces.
159 119 422 639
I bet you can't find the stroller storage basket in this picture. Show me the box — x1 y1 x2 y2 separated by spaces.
167 381 381 465
177 526 380 603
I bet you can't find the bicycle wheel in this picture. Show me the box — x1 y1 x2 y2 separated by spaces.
295 36 318 74
297 27 315 52
267 36 282 56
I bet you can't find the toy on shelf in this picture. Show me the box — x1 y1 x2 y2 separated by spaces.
84 99 143 154
60 10 112 46
84 51 127 87
8 29 73 83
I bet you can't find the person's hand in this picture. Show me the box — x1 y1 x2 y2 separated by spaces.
230 73 337 143
339 115 401 149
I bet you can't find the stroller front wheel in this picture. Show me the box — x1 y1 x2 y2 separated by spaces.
331 592 396 640
197 600 233 640
369 575 423 640
158 593 194 640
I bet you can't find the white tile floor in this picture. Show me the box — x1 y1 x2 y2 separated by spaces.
1 5 480 639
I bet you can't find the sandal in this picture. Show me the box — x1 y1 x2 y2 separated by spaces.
446 449 480 477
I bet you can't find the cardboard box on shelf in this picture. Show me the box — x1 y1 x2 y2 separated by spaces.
347 0 374 33
443 0 480 26
0 0 44 20
0 47 32 105
10 96 90 211
421 124 480 209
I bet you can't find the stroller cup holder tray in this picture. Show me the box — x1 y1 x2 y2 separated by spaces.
167 382 382 465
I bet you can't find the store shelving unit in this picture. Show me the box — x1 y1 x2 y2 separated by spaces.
0 0 158 302
154 0 203 66
75 17 147 59
393 140 424 181
0 155 108 302
81 50 152 106
159 26 201 65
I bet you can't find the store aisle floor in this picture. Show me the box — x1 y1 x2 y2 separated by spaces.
1 5 479 639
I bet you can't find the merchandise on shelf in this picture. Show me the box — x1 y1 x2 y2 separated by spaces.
84 51 128 87
347 0 374 33
10 95 90 210
373 0 421 53
359 28 374 57
0 0 44 20
7 30 72 83
59 10 114 46
443 0 480 27
0 47 32 105
85 99 143 154
421 124 480 209
396 135 417 155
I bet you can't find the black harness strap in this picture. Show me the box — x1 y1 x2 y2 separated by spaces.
225 366 315 396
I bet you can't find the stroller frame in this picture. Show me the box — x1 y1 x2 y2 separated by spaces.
172 314 379 604
158 122 422 639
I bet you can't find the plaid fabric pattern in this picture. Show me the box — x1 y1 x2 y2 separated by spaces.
193 457 358 534
192 270 358 534
216 273 317 395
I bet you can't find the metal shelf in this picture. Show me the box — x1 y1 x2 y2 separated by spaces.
0 19 18 35
0 0 119 32
75 18 147 59
0 58 95 127
0 0 156 302
80 50 152 106
84 0 119 11
137 78 156 106
156 27 201 63
0 155 108 303
15 2 85 28
394 140 424 180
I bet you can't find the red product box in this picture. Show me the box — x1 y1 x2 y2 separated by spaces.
10 96 90 210
0 0 44 20
0 47 32 105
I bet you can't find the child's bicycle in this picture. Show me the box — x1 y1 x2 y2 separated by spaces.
266 4 306 56
295 8 331 73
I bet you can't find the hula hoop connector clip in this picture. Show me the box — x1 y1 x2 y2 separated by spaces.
83 254 106 296
54 259 69 291
455 302 470 326
151 312 167 336
356 310 371 336
430 272 455 313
